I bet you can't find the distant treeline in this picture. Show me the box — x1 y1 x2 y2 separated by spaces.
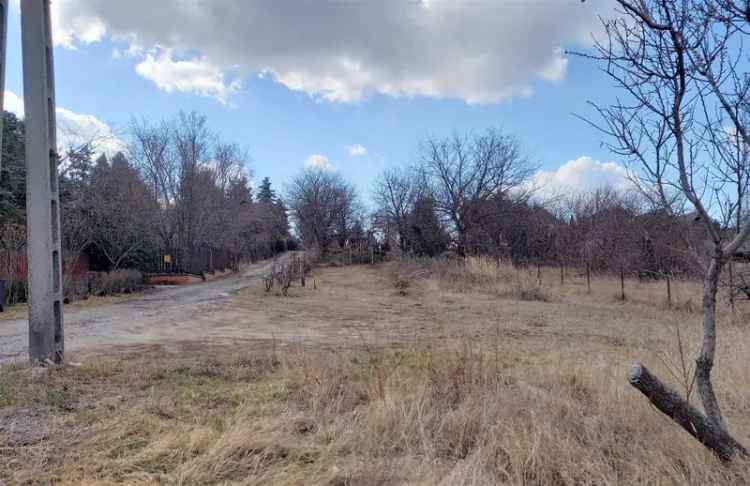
0 112 739 283
0 111 293 282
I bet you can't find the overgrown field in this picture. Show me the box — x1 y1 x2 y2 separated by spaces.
1 259 750 485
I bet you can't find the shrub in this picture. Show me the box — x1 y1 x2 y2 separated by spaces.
89 269 145 297
5 280 26 305
388 256 549 301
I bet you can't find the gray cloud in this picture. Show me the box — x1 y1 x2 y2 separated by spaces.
52 0 613 103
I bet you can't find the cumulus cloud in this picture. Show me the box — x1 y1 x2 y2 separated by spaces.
531 156 634 200
3 90 24 118
305 154 335 172
348 144 367 157
56 107 126 157
135 49 241 104
49 0 614 104
5 90 125 157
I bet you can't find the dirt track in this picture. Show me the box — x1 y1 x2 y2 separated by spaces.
0 255 298 363
1 254 712 366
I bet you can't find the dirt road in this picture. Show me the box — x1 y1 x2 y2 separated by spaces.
1 253 694 366
0 255 297 363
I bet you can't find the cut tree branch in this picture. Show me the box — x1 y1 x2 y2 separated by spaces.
628 364 747 461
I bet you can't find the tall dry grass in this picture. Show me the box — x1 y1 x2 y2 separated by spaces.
2 339 750 485
389 255 749 324
388 256 548 302
3 260 750 484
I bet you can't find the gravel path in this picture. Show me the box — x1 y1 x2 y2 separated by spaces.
0 255 294 363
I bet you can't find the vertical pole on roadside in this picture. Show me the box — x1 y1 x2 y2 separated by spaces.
620 264 626 301
586 262 591 294
666 274 672 309
729 260 735 313
23 0 64 364
0 0 7 175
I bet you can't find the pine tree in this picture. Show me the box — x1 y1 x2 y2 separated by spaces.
257 177 275 204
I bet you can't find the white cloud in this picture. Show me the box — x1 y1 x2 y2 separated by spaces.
4 90 125 157
50 1 107 50
531 156 634 200
538 49 568 82
135 49 241 104
305 154 335 172
348 144 367 157
4 90 24 118
56 107 126 157
49 0 614 104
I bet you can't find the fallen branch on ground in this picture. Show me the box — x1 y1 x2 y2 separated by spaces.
628 364 748 462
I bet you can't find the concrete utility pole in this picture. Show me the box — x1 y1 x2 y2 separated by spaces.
21 0 64 364
0 0 8 174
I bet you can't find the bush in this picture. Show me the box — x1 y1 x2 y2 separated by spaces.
89 269 145 297
5 280 26 305
388 256 549 301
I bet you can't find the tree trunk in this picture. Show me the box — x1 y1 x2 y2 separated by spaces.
696 252 725 430
536 263 542 287
628 364 747 461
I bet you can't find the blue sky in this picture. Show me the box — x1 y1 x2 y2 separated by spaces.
4 1 630 204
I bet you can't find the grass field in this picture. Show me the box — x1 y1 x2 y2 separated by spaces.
0 294 136 323
1 259 749 485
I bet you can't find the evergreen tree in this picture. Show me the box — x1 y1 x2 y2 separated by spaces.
408 196 449 257
0 112 26 223
257 177 275 204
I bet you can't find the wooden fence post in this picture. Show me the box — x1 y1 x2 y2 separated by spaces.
560 265 564 286
729 261 735 312
586 262 591 294
620 264 626 301
666 274 672 309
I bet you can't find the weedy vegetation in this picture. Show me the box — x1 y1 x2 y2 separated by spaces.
2 261 750 485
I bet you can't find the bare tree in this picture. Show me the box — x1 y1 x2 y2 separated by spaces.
419 128 534 254
130 111 256 260
130 117 179 250
287 168 359 255
584 0 750 460
373 167 422 253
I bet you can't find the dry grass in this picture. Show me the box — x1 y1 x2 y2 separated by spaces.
2 259 750 484
2 342 750 485
0 293 138 322
390 257 550 302
392 255 749 322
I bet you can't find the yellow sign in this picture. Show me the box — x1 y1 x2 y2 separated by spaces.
163 255 172 264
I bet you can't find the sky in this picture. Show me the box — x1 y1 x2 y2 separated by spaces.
3 0 633 204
